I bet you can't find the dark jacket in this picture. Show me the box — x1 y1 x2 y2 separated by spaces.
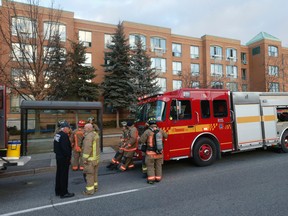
54 130 72 160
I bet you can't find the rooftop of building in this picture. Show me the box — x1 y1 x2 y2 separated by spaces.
246 32 281 46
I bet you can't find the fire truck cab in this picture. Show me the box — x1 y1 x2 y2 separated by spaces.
135 88 288 166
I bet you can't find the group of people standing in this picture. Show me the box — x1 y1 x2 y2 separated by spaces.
53 117 168 199
107 119 168 185
53 117 100 199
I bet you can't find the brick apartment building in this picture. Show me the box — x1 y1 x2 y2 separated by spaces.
1 1 288 125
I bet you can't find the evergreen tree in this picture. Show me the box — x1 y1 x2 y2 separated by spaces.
101 21 134 127
130 38 161 102
65 41 99 101
47 35 69 100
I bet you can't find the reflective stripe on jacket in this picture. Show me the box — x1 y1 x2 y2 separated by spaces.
82 131 100 162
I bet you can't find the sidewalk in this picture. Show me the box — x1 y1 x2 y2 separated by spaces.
0 128 122 178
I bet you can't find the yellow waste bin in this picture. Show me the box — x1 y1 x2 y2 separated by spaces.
7 140 21 159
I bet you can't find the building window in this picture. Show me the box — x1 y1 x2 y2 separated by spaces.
190 46 199 59
226 48 237 61
83 53 92 66
210 46 222 59
252 46 260 55
79 30 92 47
268 45 278 57
173 80 182 90
43 46 66 63
172 43 182 57
226 65 238 78
269 82 279 92
241 69 247 80
226 82 238 91
150 37 166 53
12 17 35 38
172 61 182 75
151 58 166 73
44 22 66 42
241 52 247 64
268 66 279 76
12 43 34 62
104 34 114 49
242 84 248 91
156 78 166 92
10 93 33 113
11 68 35 88
211 81 223 89
211 64 223 77
191 81 200 88
129 34 146 50
191 63 200 76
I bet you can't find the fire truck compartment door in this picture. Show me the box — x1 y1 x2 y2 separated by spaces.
262 106 277 144
235 104 263 149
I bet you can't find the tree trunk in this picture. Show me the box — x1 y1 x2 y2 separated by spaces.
116 110 120 128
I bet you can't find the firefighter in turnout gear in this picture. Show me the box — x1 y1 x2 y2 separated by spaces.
139 120 150 178
71 120 85 171
82 123 100 195
106 121 129 170
139 119 168 184
119 121 138 171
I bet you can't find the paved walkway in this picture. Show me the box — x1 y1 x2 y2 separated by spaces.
0 128 122 178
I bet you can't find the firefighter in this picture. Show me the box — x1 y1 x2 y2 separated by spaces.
119 120 138 171
139 119 168 184
87 116 100 133
106 121 129 170
71 120 85 171
139 120 150 178
53 120 74 198
82 123 100 195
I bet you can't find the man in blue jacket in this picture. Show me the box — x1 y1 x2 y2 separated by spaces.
54 120 74 198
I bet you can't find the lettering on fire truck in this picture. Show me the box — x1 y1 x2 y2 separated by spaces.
135 88 288 166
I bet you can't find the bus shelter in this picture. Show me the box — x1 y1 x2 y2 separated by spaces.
20 101 103 155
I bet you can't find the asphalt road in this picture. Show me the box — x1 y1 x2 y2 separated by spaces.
1 149 288 216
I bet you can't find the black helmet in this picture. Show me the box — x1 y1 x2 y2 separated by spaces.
57 119 66 127
59 120 70 128
147 118 157 126
127 120 134 127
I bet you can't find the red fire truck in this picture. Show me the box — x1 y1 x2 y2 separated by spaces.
134 88 288 166
0 85 30 169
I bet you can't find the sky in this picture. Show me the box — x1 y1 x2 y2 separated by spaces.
11 0 288 47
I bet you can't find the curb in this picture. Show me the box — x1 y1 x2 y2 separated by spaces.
0 157 114 178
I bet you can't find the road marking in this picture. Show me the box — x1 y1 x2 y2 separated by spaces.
1 187 152 216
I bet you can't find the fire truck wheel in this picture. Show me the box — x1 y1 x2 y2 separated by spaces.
193 138 217 166
280 130 288 153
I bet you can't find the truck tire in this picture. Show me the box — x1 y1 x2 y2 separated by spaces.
193 138 217 166
280 130 288 153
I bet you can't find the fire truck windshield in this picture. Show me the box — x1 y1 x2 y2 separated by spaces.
135 100 166 122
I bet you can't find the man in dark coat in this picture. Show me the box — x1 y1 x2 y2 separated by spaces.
54 120 74 199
